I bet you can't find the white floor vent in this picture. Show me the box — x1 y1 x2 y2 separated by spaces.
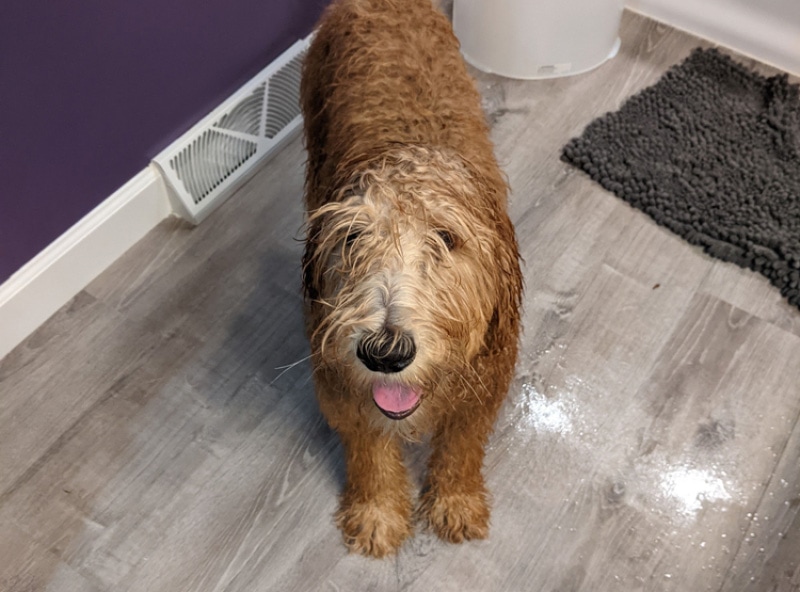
153 37 310 224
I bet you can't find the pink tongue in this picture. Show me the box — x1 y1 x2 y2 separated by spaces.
372 383 421 414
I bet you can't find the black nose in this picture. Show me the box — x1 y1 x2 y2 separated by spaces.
356 328 416 373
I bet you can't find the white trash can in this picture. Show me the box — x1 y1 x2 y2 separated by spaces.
453 0 623 79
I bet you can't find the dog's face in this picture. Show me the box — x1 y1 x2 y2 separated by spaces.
304 147 506 427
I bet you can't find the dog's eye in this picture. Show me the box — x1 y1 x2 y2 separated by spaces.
345 230 361 246
436 229 457 251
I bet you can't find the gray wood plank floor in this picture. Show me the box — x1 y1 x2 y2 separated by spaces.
2 11 800 591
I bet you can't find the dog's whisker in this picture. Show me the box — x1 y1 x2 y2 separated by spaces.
460 367 488 407
270 354 316 385
274 354 315 371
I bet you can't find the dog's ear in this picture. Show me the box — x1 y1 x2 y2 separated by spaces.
302 218 324 301
455 157 522 351
483 230 522 352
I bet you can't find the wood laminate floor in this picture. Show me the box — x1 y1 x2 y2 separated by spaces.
2 11 799 592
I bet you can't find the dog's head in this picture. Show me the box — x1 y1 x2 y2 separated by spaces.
303 146 518 427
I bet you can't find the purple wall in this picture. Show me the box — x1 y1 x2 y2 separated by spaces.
0 0 326 283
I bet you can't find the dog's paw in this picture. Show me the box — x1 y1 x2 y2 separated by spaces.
335 497 412 558
417 489 490 543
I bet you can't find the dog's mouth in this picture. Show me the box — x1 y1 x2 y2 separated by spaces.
372 382 421 420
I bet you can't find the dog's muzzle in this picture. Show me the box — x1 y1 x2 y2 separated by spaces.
356 327 416 374
358 329 422 420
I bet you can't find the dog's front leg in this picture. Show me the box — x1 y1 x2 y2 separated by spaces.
334 426 413 557
418 407 494 543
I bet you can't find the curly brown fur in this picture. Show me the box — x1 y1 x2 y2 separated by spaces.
300 0 522 557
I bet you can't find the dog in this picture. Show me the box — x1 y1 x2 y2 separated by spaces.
300 0 522 557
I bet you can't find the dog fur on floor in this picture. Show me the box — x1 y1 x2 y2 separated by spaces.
300 0 522 557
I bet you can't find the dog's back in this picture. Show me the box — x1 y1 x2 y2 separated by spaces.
301 0 502 210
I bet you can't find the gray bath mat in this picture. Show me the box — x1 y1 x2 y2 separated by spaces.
562 48 800 308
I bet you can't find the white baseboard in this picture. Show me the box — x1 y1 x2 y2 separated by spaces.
0 166 172 361
626 0 800 76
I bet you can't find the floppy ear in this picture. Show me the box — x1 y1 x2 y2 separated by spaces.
478 227 522 358
455 156 522 351
302 218 324 302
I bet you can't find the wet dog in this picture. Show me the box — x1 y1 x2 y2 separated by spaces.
300 0 522 557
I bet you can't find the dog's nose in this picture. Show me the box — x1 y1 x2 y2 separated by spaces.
356 328 416 373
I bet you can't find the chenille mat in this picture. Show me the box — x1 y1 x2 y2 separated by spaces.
562 48 800 308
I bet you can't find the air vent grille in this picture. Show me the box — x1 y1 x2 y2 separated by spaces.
152 37 310 224
215 84 265 136
266 54 304 139
170 130 258 205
